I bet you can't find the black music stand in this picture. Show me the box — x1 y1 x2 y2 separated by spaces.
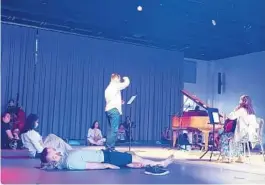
127 95 137 152
200 108 220 161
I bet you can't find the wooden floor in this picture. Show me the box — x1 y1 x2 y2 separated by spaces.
1 146 265 184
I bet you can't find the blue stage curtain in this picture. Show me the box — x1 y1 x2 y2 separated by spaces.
1 23 184 141
1 23 37 113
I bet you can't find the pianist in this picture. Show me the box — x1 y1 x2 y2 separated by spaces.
219 95 258 163
188 106 208 116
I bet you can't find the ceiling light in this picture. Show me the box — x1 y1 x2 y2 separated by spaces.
212 20 216 26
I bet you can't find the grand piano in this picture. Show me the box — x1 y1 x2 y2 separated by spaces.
172 90 223 150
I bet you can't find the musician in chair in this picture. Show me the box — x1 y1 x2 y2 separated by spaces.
117 124 128 143
218 95 258 163
161 127 171 145
123 116 135 141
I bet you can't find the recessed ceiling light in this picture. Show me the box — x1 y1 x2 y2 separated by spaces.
212 20 216 26
137 6 143 11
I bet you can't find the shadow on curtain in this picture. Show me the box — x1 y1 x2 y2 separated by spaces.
1 23 184 141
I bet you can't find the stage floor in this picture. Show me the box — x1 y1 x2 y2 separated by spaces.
1 146 265 184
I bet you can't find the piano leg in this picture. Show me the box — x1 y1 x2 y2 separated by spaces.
172 129 177 147
202 131 210 151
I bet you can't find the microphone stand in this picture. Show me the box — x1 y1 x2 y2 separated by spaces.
126 95 137 152
128 114 132 151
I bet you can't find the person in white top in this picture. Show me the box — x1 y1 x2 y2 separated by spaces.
219 95 258 163
87 121 106 146
105 73 130 151
21 114 72 158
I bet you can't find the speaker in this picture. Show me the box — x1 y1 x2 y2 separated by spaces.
217 72 226 94
218 72 222 94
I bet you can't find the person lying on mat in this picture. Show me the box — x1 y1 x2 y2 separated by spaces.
21 114 72 158
40 147 174 175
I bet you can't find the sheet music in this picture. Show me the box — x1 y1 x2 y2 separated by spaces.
127 95 137 105
212 112 220 123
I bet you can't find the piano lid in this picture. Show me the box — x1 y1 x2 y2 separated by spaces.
181 90 208 109
181 89 223 117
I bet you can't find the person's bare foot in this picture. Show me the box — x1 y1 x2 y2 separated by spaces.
235 156 244 163
160 154 175 167
218 156 234 163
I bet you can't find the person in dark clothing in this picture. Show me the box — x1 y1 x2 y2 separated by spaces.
161 127 171 144
1 112 22 149
6 99 19 123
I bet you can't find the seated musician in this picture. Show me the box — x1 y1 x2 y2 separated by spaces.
6 99 18 121
188 105 208 116
176 130 191 150
6 99 26 137
117 124 127 143
123 116 133 141
219 95 258 163
161 127 171 144
1 112 23 149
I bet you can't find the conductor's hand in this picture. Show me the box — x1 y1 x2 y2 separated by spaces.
123 76 129 81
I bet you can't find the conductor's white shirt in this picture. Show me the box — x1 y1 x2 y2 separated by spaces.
105 77 130 114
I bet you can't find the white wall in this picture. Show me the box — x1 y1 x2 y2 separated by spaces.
213 51 265 120
184 52 265 119
184 59 214 106
184 52 265 143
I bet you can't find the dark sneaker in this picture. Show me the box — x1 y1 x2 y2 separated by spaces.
9 140 18 150
144 165 169 176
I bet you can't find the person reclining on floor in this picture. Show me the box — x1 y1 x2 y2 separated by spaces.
21 114 72 158
39 147 175 174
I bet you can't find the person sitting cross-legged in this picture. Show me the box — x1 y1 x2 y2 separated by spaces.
40 147 175 175
87 121 106 146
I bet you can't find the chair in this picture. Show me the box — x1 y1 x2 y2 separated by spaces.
240 117 264 162
256 118 265 161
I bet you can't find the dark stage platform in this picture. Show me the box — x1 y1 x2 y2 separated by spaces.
1 146 265 184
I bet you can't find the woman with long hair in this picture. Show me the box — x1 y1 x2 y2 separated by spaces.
219 95 258 163
21 114 72 158
87 121 106 146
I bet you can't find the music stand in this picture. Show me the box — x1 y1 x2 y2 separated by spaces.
200 107 220 161
127 95 137 151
